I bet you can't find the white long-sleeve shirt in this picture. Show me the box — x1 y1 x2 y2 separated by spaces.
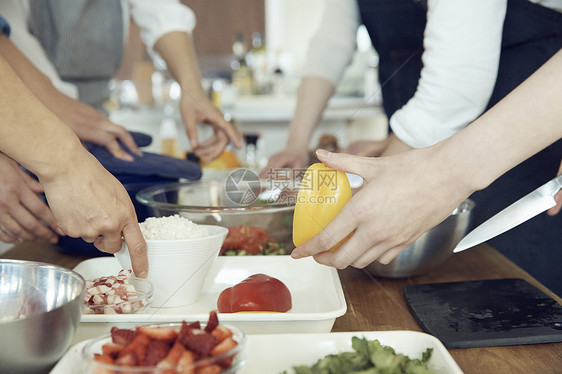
126 0 195 55
303 0 562 148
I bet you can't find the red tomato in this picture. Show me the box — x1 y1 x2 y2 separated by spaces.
217 274 292 313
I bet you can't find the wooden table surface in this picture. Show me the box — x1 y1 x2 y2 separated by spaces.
2 241 561 374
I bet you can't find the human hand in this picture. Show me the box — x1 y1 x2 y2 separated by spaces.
291 148 469 269
0 153 60 244
150 31 240 161
179 93 241 162
547 159 562 216
39 152 148 277
344 139 390 157
344 134 413 157
259 148 310 179
44 94 141 161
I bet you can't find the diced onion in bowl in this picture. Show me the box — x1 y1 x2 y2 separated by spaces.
83 269 153 314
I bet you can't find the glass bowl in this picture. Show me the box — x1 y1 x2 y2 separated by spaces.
136 180 296 254
81 322 245 373
82 276 153 315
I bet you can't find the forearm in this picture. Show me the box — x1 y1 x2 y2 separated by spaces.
433 51 562 195
0 55 86 181
287 0 358 151
0 34 58 100
287 76 336 150
153 31 205 97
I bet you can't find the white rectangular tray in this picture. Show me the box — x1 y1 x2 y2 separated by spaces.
73 256 346 338
52 331 462 374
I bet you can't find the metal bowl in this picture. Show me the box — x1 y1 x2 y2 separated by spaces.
136 180 296 252
0 259 85 373
365 199 474 278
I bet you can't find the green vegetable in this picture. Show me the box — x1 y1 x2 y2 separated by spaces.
281 337 434 374
221 241 286 256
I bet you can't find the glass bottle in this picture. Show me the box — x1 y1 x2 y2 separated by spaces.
248 32 269 95
231 33 254 96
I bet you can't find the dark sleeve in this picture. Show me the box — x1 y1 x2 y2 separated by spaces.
0 14 11 36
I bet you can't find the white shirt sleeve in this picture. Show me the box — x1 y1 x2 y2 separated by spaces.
127 0 196 52
301 0 360 85
390 0 508 148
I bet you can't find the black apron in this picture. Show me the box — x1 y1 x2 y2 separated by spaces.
27 0 124 112
357 0 562 296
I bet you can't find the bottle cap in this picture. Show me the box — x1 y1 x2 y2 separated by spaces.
244 133 260 146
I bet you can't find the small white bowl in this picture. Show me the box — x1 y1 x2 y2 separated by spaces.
115 225 228 308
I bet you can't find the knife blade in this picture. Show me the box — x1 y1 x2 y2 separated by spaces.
453 174 562 253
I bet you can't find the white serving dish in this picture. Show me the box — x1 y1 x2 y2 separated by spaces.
52 330 462 374
72 256 346 342
239 331 463 373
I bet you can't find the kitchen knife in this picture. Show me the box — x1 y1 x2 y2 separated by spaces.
453 174 562 253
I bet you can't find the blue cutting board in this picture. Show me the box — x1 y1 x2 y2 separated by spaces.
404 278 562 349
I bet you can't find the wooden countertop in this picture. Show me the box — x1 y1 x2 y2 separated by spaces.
2 241 561 373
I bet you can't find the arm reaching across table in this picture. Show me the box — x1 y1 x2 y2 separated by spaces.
291 50 562 269
0 54 148 278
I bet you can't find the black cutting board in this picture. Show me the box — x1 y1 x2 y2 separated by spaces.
404 278 562 349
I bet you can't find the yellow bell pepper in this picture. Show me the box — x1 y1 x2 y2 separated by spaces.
292 163 352 250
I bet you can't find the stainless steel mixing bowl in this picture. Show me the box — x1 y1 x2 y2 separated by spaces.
136 180 296 251
0 259 85 373
365 199 474 278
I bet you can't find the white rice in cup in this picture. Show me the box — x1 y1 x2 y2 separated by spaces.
139 215 210 240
